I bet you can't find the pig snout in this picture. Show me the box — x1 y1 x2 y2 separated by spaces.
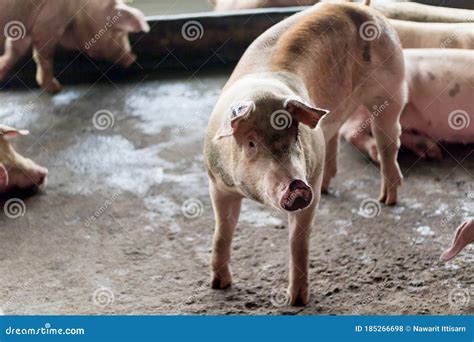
280 180 313 212
2 161 48 192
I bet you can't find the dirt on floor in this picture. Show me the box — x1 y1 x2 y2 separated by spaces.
0 70 472 315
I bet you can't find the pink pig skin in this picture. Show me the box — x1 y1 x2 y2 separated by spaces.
0 0 149 93
341 49 474 161
441 220 474 261
0 125 48 193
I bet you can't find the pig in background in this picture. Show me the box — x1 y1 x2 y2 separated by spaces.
0 0 150 93
0 125 48 194
211 0 474 23
341 49 474 162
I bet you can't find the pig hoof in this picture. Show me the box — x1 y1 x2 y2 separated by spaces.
41 79 62 94
426 145 443 160
287 285 309 306
210 271 232 289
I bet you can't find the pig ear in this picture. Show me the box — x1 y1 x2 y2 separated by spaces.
114 4 150 33
214 101 256 141
284 97 329 129
0 163 8 190
0 125 29 138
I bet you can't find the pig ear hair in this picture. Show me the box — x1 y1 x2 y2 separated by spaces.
0 163 8 190
0 125 29 138
114 4 150 33
284 97 329 129
214 101 256 141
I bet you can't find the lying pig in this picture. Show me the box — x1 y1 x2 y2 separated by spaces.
0 0 150 93
390 20 474 49
341 49 474 161
441 220 474 261
210 0 316 11
0 125 48 193
212 0 474 23
205 1 406 305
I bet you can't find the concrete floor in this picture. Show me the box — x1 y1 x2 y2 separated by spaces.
0 71 472 315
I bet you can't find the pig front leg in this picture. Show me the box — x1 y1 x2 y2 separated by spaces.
209 181 242 289
286 198 318 306
0 37 32 80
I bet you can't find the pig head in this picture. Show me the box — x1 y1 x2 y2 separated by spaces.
208 85 327 212
61 0 150 68
0 125 48 193
441 220 474 261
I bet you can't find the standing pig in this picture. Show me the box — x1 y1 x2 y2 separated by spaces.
0 0 149 93
0 125 48 193
441 220 474 261
205 1 406 305
341 49 474 161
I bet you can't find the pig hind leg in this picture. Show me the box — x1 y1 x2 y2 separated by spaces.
321 134 339 193
0 37 32 80
31 10 65 94
366 88 406 205
209 181 242 289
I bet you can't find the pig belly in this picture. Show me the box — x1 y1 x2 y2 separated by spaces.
402 49 474 144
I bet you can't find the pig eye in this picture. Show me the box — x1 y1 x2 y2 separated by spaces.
249 141 256 148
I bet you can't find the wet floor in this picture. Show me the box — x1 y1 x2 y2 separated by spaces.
0 70 472 315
